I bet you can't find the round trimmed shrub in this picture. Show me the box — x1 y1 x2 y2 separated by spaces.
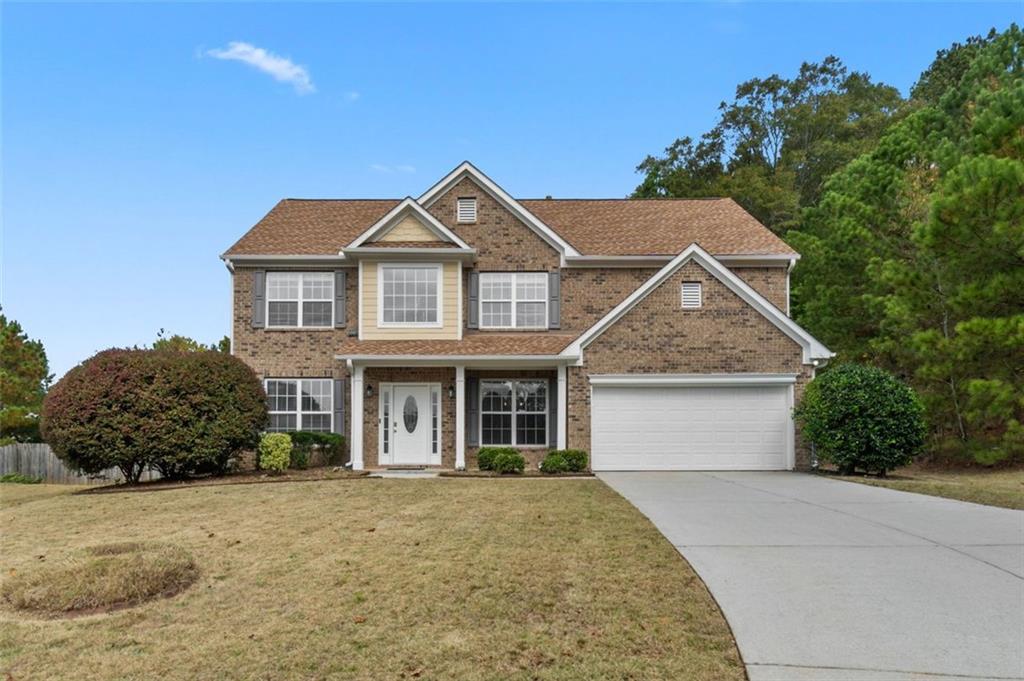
490 450 526 474
539 452 569 474
41 349 267 482
259 433 292 473
547 449 588 472
477 447 518 471
795 363 925 476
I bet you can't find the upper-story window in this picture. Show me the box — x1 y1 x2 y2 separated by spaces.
379 264 442 327
267 272 334 327
480 272 547 329
456 197 477 223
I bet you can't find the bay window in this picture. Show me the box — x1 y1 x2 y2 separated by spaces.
480 380 547 446
266 379 333 432
266 272 333 328
479 272 547 329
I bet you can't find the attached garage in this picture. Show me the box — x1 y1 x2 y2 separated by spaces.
590 375 795 471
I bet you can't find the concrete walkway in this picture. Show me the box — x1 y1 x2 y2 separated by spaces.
599 471 1024 681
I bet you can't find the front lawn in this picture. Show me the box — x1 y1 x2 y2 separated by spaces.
834 466 1024 510
0 478 743 680
0 483 77 510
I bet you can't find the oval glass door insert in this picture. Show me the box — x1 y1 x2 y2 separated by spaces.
403 395 418 433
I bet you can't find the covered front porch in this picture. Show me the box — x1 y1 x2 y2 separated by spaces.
340 355 572 471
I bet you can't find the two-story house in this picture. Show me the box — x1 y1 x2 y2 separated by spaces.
223 162 832 471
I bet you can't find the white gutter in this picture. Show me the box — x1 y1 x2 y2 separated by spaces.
589 373 798 387
563 253 799 268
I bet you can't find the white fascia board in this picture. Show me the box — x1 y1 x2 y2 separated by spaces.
563 242 833 364
417 162 581 257
221 254 351 268
589 373 798 387
346 197 472 250
341 247 476 262
563 254 799 268
336 354 578 368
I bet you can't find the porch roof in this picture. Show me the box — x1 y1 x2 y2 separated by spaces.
335 332 576 359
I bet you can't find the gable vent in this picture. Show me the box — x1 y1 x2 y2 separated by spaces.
681 282 702 309
457 197 477 223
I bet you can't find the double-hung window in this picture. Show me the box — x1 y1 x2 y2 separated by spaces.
379 264 441 326
480 380 547 446
479 272 547 329
266 379 333 432
266 272 333 328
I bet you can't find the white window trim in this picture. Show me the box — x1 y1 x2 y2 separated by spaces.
376 263 444 329
478 272 549 330
265 272 334 329
479 379 549 448
681 281 702 309
264 378 333 433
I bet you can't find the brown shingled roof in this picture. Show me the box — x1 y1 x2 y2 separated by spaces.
335 333 575 357
224 196 795 257
520 198 794 256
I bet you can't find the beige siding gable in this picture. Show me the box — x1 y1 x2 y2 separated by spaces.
360 261 460 340
378 215 444 243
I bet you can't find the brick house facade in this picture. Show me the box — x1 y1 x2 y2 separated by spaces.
223 162 831 472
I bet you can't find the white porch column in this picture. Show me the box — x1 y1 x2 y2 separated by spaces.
350 363 365 470
455 365 466 470
557 364 568 450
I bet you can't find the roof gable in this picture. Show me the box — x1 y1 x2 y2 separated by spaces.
564 243 832 364
347 198 471 250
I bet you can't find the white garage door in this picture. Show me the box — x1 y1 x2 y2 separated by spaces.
591 383 793 471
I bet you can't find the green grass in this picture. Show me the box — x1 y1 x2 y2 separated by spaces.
834 466 1024 510
0 478 743 680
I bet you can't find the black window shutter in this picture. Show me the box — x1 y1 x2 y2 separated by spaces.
548 271 561 329
467 272 479 329
333 379 345 436
334 271 347 328
252 270 266 328
466 376 479 446
548 377 558 448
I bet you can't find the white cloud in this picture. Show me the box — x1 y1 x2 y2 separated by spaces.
343 91 361 102
370 164 416 174
206 41 314 94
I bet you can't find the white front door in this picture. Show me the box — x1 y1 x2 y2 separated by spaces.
391 385 432 465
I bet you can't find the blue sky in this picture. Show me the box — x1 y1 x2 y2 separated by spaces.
3 2 1019 379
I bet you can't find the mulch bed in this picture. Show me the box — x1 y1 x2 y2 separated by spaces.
439 471 594 479
75 468 371 495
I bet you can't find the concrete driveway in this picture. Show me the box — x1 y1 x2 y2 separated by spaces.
599 472 1024 681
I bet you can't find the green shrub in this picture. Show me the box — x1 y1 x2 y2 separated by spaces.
41 349 267 483
491 450 525 474
539 452 569 474
546 449 588 472
0 473 43 484
259 433 292 473
289 446 309 470
288 432 344 467
795 363 926 476
477 447 518 471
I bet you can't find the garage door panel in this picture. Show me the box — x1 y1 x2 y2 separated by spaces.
591 384 792 471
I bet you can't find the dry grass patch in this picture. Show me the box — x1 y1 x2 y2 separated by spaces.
0 478 743 680
0 483 77 509
832 466 1024 509
2 542 197 615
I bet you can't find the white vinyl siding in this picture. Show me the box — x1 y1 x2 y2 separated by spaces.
266 272 333 328
681 281 702 309
479 272 548 329
378 264 442 327
266 379 333 433
480 380 547 447
456 197 477 223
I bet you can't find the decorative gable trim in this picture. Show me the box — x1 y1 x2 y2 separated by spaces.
417 162 581 257
563 243 833 364
346 197 472 250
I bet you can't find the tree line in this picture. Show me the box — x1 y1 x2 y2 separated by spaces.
635 25 1022 464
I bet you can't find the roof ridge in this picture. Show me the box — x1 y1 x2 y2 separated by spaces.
281 198 402 202
520 197 730 202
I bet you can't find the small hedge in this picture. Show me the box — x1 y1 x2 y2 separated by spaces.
540 449 588 474
0 473 43 484
477 447 519 471
795 363 925 476
259 433 292 473
539 452 569 474
491 450 526 474
288 432 345 468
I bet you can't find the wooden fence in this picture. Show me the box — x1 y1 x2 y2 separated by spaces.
0 443 161 485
